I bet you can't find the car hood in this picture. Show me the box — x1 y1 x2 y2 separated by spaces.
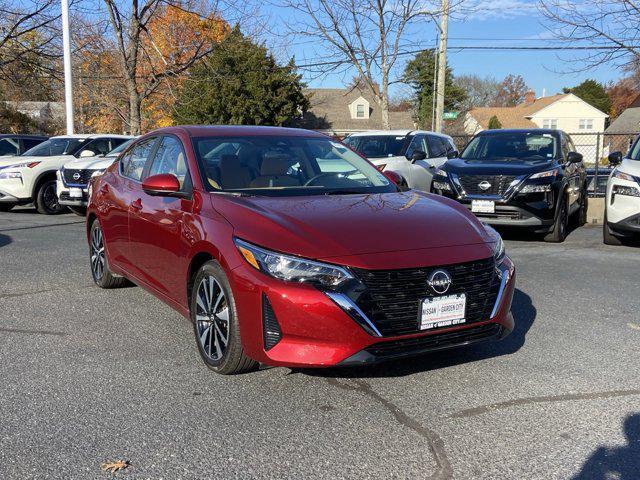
620 159 640 177
445 157 557 176
211 191 493 261
62 156 116 170
0 155 73 169
368 156 405 165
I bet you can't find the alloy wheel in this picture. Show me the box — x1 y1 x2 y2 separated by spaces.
90 225 105 280
43 183 60 211
195 276 230 362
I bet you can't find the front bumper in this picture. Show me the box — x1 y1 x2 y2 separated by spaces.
229 257 516 368
56 178 89 207
0 178 31 204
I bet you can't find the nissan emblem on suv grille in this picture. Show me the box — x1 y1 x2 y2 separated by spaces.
478 181 492 191
427 270 452 294
73 172 81 181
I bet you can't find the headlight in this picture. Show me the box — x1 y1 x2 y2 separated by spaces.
434 168 448 178
613 185 640 197
91 169 106 178
0 171 22 180
234 239 353 287
520 184 552 193
613 170 636 182
432 181 452 191
484 225 505 263
529 169 558 179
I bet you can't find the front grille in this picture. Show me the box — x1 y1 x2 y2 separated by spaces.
352 257 499 337
63 169 93 186
458 175 517 196
262 294 282 350
365 323 502 358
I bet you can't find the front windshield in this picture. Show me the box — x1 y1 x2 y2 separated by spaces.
106 139 134 156
193 135 395 196
343 135 407 158
22 138 84 157
461 132 558 163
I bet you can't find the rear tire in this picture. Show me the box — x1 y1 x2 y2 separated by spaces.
69 206 87 216
191 261 258 375
0 203 15 212
544 193 569 243
89 220 129 288
35 179 66 215
603 209 623 246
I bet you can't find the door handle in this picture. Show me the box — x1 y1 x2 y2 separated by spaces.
131 199 143 212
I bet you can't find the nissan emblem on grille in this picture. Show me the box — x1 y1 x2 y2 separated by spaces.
478 181 492 191
73 172 81 181
427 270 452 294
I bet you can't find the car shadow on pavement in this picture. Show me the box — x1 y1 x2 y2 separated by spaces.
0 233 11 248
299 288 536 379
571 413 640 480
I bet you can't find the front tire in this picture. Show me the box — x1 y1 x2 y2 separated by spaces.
0 203 15 212
69 206 87 216
578 187 588 226
89 220 129 288
35 179 66 215
545 193 569 243
191 261 257 375
603 209 623 246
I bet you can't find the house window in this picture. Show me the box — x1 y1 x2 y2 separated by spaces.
542 119 558 129
579 119 593 130
356 104 365 118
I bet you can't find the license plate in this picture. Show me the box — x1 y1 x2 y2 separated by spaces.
69 188 83 198
420 294 466 330
471 200 495 214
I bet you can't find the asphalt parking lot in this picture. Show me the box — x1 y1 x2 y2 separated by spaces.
1 207 639 479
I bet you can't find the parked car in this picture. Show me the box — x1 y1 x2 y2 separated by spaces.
0 134 48 157
0 134 131 213
603 143 640 245
87 126 515 375
431 129 588 243
57 138 135 215
343 130 458 191
586 167 613 198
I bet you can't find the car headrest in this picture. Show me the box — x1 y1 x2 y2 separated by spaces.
260 153 292 176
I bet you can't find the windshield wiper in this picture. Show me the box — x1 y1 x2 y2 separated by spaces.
323 189 367 195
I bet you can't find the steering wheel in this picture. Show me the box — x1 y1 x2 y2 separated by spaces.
304 172 341 186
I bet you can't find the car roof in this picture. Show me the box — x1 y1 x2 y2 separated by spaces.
476 128 562 136
49 134 133 140
150 125 328 139
347 130 453 139
0 134 48 140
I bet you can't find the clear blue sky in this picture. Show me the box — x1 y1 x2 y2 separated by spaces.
269 1 622 98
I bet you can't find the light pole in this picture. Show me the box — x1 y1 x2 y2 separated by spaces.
434 0 449 133
61 0 74 134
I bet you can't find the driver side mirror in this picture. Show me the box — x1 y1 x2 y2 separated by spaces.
79 150 95 158
410 150 427 162
447 150 459 159
142 173 182 197
567 151 583 164
608 151 623 166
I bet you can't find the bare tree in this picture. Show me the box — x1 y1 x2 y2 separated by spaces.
0 0 60 77
454 74 500 111
540 0 640 71
277 0 440 129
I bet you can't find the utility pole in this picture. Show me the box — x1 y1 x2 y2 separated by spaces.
434 0 449 133
61 0 74 134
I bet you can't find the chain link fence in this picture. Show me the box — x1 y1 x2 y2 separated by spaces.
449 132 639 197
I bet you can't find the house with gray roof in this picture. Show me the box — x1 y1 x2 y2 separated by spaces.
606 94 640 134
295 87 416 136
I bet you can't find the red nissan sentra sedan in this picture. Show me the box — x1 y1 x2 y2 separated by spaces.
86 126 515 374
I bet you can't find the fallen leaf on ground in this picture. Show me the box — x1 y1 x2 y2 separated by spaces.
101 460 131 474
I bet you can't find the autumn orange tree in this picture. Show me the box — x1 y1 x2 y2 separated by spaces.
100 0 229 134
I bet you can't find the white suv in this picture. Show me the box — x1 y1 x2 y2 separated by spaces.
0 134 131 214
604 141 640 245
56 138 135 214
343 130 458 191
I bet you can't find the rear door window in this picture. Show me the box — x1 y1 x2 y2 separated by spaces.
0 138 19 156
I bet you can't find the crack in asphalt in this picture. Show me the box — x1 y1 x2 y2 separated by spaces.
451 389 640 419
0 327 67 336
327 378 452 480
0 220 85 232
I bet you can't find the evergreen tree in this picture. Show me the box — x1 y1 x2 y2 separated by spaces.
174 28 309 126
487 115 502 130
563 79 612 114
403 50 466 129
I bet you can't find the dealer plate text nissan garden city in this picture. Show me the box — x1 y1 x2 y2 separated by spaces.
86 126 515 374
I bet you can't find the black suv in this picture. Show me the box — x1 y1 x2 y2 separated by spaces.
431 129 588 242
